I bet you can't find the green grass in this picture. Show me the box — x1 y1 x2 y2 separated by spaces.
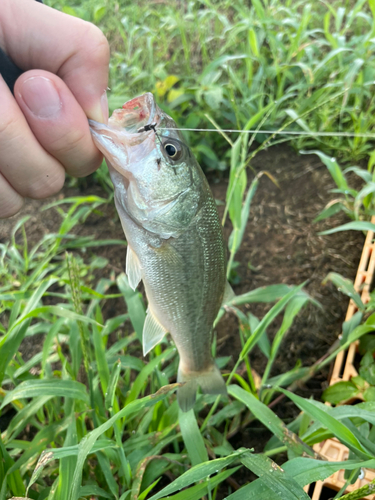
0 199 313 498
2 199 375 499
2 0 375 498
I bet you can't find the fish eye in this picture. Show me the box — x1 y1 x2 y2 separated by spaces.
162 139 183 161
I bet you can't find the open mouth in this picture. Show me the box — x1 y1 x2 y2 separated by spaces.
88 93 164 181
89 93 159 152
108 93 157 134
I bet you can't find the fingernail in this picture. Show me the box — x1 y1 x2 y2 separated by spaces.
101 90 109 124
20 77 62 118
89 90 108 124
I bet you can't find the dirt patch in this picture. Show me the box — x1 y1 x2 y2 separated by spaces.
213 147 363 411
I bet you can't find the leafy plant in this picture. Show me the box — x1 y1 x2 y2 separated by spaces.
3 200 375 499
46 0 375 179
301 150 375 234
322 275 375 407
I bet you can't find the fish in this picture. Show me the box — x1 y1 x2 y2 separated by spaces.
89 93 232 412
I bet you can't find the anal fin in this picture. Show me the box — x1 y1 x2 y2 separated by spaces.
143 308 168 356
126 245 142 291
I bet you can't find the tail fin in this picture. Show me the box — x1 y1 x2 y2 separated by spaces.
177 363 227 412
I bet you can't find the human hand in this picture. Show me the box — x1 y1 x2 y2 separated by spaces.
0 0 110 218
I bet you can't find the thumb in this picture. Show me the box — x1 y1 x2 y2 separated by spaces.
1 0 110 123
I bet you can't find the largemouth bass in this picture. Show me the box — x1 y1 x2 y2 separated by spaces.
89 93 231 411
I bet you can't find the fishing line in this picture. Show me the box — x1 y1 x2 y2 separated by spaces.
158 128 375 138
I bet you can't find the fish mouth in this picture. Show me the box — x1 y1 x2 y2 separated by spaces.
88 93 160 176
98 92 159 134
89 93 161 138
117 93 158 132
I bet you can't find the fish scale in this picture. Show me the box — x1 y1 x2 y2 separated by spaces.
140 202 224 371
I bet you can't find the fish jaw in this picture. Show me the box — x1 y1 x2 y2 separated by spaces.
89 118 156 180
115 92 158 132
88 93 162 178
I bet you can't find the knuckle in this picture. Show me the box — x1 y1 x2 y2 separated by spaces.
0 204 21 218
46 128 101 177
49 128 87 157
79 22 110 67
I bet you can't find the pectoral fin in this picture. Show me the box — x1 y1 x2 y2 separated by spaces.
143 308 168 356
222 281 235 306
126 245 142 291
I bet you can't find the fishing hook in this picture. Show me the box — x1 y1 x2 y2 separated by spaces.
137 122 164 147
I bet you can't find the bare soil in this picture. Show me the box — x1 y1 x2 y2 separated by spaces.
215 146 363 415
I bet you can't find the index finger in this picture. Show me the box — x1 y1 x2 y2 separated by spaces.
0 0 109 122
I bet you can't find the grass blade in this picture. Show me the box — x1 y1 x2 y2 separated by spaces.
300 150 348 191
105 359 121 410
262 295 308 386
228 385 314 457
240 452 311 499
1 380 89 408
125 347 175 405
69 384 178 500
319 221 375 235
283 457 375 487
279 389 373 459
323 272 365 311
227 284 303 306
0 436 25 499
179 409 208 466
239 282 307 361
55 403 78 500
157 467 240 500
148 449 247 500
8 305 103 333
